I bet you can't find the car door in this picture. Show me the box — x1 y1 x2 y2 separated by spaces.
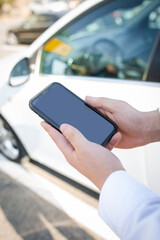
2 0 160 192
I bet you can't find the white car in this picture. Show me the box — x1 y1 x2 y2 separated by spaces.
29 0 69 14
0 0 160 193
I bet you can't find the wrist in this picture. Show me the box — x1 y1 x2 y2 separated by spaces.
98 167 125 190
143 110 160 145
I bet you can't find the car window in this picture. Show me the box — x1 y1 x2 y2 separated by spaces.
40 0 160 82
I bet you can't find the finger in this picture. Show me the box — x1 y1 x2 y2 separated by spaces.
60 124 88 152
106 132 121 151
93 106 106 115
41 121 74 158
85 96 117 113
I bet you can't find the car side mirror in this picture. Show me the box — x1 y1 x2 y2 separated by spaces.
9 58 30 87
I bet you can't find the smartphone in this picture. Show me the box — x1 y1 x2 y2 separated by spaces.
29 82 117 146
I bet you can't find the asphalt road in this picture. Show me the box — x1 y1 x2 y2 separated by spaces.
0 170 102 240
0 155 120 240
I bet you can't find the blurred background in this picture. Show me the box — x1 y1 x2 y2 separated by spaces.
0 0 83 58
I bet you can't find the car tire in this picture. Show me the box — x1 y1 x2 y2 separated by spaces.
7 33 18 45
0 114 27 163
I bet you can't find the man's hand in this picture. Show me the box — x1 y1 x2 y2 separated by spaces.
41 122 124 190
86 96 160 148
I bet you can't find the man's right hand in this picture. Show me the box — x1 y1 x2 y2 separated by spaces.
86 96 160 149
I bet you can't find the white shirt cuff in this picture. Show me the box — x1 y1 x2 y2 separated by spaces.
98 170 160 239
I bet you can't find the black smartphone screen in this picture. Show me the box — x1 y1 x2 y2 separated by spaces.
29 82 117 146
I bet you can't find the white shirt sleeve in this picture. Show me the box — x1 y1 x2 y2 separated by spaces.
98 170 160 240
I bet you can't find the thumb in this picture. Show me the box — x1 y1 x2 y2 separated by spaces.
60 124 88 151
